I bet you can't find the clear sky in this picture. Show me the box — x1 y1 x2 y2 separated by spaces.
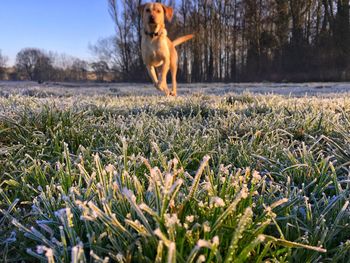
0 0 116 65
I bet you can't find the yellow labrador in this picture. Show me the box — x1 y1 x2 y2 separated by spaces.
138 2 193 96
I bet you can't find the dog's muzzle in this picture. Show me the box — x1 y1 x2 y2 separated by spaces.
149 16 155 24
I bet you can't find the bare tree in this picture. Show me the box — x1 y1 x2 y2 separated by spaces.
334 0 350 70
0 50 9 80
108 0 143 80
91 61 109 82
15 48 53 82
89 36 120 68
71 59 88 81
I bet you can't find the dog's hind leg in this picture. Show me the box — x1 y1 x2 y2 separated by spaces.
170 51 178 96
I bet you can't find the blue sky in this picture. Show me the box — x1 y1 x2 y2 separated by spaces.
0 1 116 65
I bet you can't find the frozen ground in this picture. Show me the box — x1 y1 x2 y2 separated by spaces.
0 81 350 97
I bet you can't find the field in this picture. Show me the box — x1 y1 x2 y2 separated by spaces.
1 82 350 262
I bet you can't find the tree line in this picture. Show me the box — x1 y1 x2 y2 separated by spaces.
93 0 350 82
0 48 112 82
1 0 349 83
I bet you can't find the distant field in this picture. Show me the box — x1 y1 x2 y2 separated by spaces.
1 81 350 97
1 82 350 262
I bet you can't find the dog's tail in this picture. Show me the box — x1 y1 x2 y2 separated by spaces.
173 34 194 47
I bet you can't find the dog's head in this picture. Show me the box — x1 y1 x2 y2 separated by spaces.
138 2 173 28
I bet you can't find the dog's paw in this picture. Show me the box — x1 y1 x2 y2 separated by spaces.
169 90 177 97
157 82 170 95
155 82 163 91
163 87 170 96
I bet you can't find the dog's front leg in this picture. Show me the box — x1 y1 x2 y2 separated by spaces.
157 59 170 96
146 65 160 90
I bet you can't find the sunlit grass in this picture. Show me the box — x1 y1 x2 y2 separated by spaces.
1 92 350 262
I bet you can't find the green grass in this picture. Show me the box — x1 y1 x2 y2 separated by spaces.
1 93 350 262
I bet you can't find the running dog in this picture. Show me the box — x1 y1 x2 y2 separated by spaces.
138 2 193 96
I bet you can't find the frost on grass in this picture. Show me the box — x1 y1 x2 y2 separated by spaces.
1 91 350 262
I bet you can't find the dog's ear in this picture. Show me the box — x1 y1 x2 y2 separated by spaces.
162 5 173 22
138 4 146 16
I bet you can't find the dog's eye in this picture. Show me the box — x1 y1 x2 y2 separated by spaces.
156 9 161 13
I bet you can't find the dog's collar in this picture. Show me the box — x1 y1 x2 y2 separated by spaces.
144 30 161 38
